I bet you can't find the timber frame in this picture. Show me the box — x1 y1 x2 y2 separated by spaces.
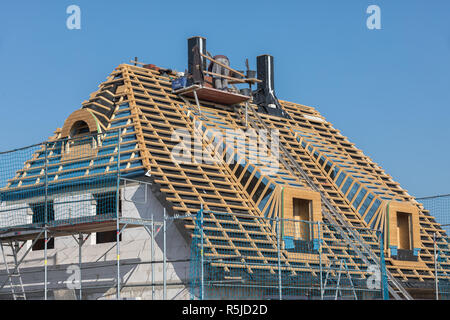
1 60 449 299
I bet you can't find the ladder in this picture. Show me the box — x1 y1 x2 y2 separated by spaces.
322 259 357 300
245 105 413 300
0 241 27 300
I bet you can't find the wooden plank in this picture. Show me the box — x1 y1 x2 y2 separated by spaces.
174 85 250 105
199 53 245 78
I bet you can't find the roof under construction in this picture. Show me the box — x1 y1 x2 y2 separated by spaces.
1 36 449 300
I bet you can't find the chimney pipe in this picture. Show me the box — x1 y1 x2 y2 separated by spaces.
257 54 275 93
188 36 207 74
253 54 289 118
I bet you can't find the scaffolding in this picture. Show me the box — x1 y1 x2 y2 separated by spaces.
0 129 449 300
0 132 172 300
188 210 387 300
418 194 450 300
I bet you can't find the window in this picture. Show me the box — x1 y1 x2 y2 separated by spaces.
94 192 122 244
397 212 411 250
70 120 90 138
293 198 312 240
62 119 98 162
96 228 121 244
31 202 55 251
282 188 322 253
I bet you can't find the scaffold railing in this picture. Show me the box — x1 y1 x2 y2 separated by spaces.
0 130 121 232
1 131 450 301
0 130 125 300
418 194 450 300
188 209 387 300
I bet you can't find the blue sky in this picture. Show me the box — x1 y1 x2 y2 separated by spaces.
0 0 449 198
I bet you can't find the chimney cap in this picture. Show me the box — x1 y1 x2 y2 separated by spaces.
257 54 274 58
188 35 206 40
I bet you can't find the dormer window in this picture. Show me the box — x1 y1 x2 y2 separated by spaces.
60 110 101 161
293 198 312 240
282 187 322 253
60 109 100 139
70 120 91 138
386 201 421 262
397 212 412 251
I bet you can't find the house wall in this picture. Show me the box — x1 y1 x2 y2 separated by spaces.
0 184 191 300
0 202 33 228
54 193 96 221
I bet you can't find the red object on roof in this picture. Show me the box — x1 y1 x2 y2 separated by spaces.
143 64 160 71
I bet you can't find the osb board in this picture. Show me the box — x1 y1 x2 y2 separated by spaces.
286 251 329 264
178 85 250 105
387 201 421 251
390 258 428 269
61 140 99 162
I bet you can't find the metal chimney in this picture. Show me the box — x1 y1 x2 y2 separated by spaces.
188 36 207 74
257 55 275 94
253 54 289 118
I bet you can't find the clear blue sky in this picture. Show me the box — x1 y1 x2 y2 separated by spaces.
0 0 449 198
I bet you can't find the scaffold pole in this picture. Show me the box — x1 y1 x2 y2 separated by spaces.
78 233 83 300
116 129 121 300
163 207 167 300
318 221 323 300
200 204 204 300
434 232 439 300
44 142 48 301
151 215 155 300
276 218 282 300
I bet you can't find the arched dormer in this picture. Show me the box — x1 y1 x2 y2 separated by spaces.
61 109 101 138
60 109 102 161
